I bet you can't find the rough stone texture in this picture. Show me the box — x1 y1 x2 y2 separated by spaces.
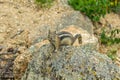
21 44 120 80
13 50 32 80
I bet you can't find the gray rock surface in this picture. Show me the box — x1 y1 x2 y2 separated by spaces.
21 44 120 80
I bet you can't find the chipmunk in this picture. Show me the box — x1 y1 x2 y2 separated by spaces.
48 30 82 52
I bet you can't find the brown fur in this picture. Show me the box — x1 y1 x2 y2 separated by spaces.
48 30 82 51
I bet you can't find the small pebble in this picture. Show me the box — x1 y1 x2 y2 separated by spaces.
7 47 14 52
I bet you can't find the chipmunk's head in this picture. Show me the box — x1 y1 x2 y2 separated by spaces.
48 30 56 43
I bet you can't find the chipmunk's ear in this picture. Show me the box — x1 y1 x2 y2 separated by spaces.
54 31 57 34
48 30 50 34
48 30 51 38
48 30 53 35
48 29 52 33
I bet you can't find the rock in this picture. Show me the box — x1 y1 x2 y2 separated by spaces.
13 50 32 80
13 40 50 80
21 44 120 80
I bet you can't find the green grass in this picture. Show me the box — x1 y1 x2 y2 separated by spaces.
100 28 120 60
100 29 120 46
35 0 54 9
68 0 120 22
107 49 117 60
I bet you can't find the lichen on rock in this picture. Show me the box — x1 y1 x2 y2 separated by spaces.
21 43 120 80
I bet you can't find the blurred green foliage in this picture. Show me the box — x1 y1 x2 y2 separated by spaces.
107 49 117 60
35 0 53 8
100 28 120 60
100 29 120 46
109 0 120 13
68 0 120 21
